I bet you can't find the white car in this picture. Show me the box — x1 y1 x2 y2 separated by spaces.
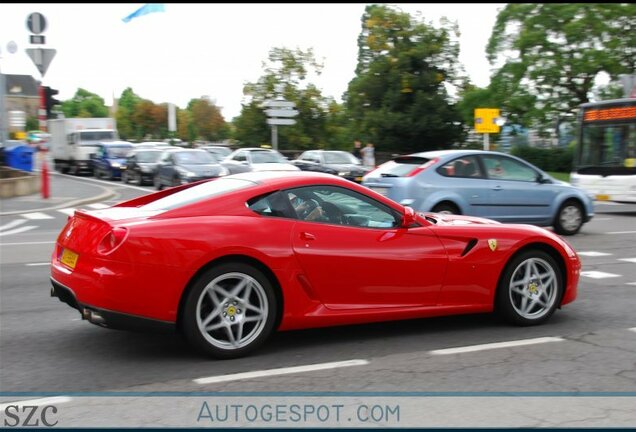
224 147 300 172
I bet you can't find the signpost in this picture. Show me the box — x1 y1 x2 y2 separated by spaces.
26 48 56 77
264 97 298 150
475 108 502 151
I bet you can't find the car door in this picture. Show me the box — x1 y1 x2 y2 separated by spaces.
287 185 447 309
480 154 556 223
434 155 492 216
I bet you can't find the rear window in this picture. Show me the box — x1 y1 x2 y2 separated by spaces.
141 178 254 211
374 156 431 177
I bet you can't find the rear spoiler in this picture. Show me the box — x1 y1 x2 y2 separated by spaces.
112 179 213 208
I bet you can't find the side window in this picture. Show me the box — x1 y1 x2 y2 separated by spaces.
285 186 400 228
247 191 292 219
234 152 247 162
483 155 537 181
437 156 483 178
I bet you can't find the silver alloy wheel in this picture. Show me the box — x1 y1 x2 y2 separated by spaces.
508 257 558 320
195 272 268 350
559 204 582 233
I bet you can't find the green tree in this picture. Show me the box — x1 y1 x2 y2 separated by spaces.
187 97 227 142
60 88 109 118
234 47 333 150
486 3 636 127
345 4 464 153
115 87 142 140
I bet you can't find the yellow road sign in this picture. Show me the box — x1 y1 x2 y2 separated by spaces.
475 108 500 133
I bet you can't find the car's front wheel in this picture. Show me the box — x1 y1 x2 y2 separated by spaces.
554 200 583 236
431 202 459 215
496 249 563 326
182 262 277 359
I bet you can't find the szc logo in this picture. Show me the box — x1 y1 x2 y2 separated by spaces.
3 405 59 427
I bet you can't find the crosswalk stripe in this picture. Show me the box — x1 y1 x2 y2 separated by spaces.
618 258 636 264
578 251 612 257
57 208 76 216
0 219 27 231
0 225 38 237
581 271 621 279
22 212 55 220
87 203 110 209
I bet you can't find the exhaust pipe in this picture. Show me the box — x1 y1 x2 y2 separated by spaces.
82 308 106 325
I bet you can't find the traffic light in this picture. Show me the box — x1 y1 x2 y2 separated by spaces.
43 86 60 119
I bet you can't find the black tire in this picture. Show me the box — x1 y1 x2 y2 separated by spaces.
181 262 278 359
431 202 460 215
496 249 563 326
553 200 583 236
122 171 129 184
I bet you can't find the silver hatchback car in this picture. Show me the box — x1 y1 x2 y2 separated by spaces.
362 149 594 235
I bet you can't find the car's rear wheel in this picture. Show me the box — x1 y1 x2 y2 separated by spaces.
182 262 277 359
122 171 129 184
431 202 459 215
554 200 583 236
496 249 563 326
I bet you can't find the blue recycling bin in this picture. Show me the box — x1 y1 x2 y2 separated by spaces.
5 145 36 172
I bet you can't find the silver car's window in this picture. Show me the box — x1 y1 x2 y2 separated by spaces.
438 156 483 178
482 155 537 182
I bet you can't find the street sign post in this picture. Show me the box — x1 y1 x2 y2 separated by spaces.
26 48 56 77
264 97 298 150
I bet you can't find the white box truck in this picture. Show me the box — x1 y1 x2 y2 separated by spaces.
48 118 118 174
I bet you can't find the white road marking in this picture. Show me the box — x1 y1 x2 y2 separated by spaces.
580 271 621 279
629 327 636 333
0 241 55 246
577 251 612 257
22 212 54 220
0 396 72 410
607 231 636 235
194 359 369 385
0 219 27 231
86 203 110 209
626 282 636 286
596 201 624 206
591 218 612 221
618 258 636 264
429 337 564 355
0 225 38 237
57 208 76 216
26 262 50 266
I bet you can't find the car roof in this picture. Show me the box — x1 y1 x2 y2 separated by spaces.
99 140 133 146
403 149 508 159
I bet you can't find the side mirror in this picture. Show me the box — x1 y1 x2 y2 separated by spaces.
401 206 416 228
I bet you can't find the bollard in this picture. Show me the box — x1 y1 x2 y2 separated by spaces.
41 156 50 199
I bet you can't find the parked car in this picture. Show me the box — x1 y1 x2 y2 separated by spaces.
200 145 232 159
92 141 134 180
121 148 163 185
154 148 229 189
293 150 371 182
51 171 580 359
224 147 300 172
362 149 594 235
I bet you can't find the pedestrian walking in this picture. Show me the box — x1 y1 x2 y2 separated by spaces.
361 142 375 168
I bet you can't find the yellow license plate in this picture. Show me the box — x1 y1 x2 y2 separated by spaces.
60 248 79 269
355 176 363 182
595 194 610 201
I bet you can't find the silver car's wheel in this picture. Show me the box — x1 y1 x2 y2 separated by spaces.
182 263 277 358
497 250 563 326
554 201 583 236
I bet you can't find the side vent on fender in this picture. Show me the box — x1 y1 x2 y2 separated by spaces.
461 239 478 257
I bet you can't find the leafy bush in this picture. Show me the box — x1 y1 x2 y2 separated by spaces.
511 146 573 172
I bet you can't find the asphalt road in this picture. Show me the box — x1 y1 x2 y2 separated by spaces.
1 174 635 427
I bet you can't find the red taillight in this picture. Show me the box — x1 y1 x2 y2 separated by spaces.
407 158 438 177
97 227 128 255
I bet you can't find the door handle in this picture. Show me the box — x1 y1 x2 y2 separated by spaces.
300 232 316 241
492 185 502 191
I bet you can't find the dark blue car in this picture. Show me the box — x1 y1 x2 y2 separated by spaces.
92 141 134 180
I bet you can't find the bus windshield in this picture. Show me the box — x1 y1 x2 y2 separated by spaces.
571 98 636 203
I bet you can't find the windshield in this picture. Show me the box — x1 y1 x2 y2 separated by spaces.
578 123 636 169
251 151 287 164
136 151 162 163
106 146 132 158
79 131 116 143
324 151 358 164
174 151 216 165
372 156 431 177
141 178 254 211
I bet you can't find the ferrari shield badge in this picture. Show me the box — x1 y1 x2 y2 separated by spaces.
488 239 497 252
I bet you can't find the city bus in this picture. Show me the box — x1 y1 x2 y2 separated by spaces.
570 98 636 203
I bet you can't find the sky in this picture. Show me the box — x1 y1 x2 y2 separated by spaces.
0 3 507 121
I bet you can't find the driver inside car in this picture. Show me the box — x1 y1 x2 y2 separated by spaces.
289 193 326 222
